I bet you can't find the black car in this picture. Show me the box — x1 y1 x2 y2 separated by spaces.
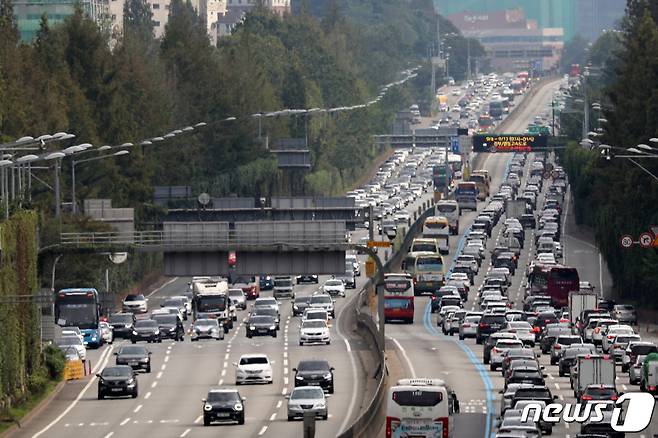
296 275 319 284
505 367 545 389
131 319 162 343
246 315 277 338
292 296 311 316
559 346 596 377
161 297 188 320
510 386 556 435
114 345 151 373
452 263 475 285
251 307 280 330
519 214 536 229
493 254 516 274
152 314 184 341
259 275 274 291
108 312 136 338
202 389 245 425
476 313 507 345
293 360 335 394
97 365 138 399
490 246 510 264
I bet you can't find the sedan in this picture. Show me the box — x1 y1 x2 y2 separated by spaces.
246 315 277 338
287 386 328 421
99 321 114 344
296 275 319 284
191 318 224 341
292 296 311 316
322 279 346 297
234 354 273 385
550 335 584 365
123 294 148 314
131 319 162 344
309 294 335 318
502 321 535 346
293 360 335 393
299 319 330 346
108 312 136 339
459 315 481 340
490 339 524 371
114 345 151 373
97 365 138 399
203 389 245 425
228 288 247 310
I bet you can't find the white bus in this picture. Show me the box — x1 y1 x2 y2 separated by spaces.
386 378 459 438
435 201 459 235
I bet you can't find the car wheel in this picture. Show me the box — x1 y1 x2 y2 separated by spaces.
132 390 138 398
476 337 482 345
559 370 564 377
224 326 230 334
191 338 197 342
459 335 464 340
272 332 277 338
544 427 552 436
98 391 104 400
484 356 489 364
490 364 496 371
329 385 334 394
288 415 294 421
550 357 556 365
131 339 136 344
246 334 252 339
322 414 328 420
326 340 331 345
158 338 162 343
299 341 303 346
204 416 211 426
146 365 151 373
238 415 245 425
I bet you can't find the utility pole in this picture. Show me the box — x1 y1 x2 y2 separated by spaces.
466 37 471 82
54 160 61 218
430 46 436 113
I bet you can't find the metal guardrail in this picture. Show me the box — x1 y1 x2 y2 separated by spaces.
60 230 348 249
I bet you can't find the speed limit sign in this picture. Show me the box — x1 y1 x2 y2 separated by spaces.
620 235 633 248
640 232 653 248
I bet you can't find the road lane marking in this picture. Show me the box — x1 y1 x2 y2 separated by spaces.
156 371 163 379
194 415 203 424
221 369 226 377
164 355 170 363
180 429 191 437
225 353 229 360
103 433 114 438
161 364 166 371
622 384 628 391
276 400 282 409
120 418 130 426
555 383 560 390
144 392 151 399
388 336 417 378
147 277 178 297
32 344 114 437
258 426 268 435
282 387 287 395
269 413 277 421
284 377 289 385
284 367 288 375
151 381 158 388
134 404 143 413
223 361 228 368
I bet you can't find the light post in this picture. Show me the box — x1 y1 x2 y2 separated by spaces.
71 150 130 215
598 143 658 183
44 152 66 217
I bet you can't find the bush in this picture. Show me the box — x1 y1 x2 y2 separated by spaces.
43 345 66 380
27 370 49 395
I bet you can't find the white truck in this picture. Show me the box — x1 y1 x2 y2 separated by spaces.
569 291 599 325
574 355 616 401
192 278 236 331
505 199 527 220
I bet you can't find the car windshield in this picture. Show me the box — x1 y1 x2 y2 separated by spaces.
56 336 81 346
565 348 595 358
305 311 327 320
153 315 177 325
118 346 147 355
258 298 277 305
509 322 531 329
297 361 330 372
325 280 343 286
135 320 157 328
254 308 276 316
207 391 240 402
311 296 331 304
125 295 145 302
239 356 269 365
586 387 616 397
163 299 182 307
291 388 324 400
302 320 326 329
250 316 273 324
294 297 310 304
101 367 132 377
274 279 292 287
109 314 133 324
416 257 443 271
195 319 218 327
228 290 244 297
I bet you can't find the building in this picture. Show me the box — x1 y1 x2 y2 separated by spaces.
574 0 626 41
449 8 563 72
213 0 289 40
13 0 108 41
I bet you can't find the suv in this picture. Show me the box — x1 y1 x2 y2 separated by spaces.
476 313 507 344
108 312 136 339
293 360 335 393
202 389 245 425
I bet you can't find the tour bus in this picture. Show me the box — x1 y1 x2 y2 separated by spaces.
402 252 445 295
526 264 580 308
422 216 450 254
387 378 459 438
455 182 478 213
469 170 490 201
435 200 459 235
384 273 415 324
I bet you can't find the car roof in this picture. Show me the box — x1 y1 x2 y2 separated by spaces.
239 353 268 358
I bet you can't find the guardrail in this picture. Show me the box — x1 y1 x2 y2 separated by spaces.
338 201 437 438
59 230 348 250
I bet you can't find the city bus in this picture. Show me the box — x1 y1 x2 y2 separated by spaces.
526 264 580 308
55 288 102 348
435 200 459 235
402 252 445 295
469 170 490 201
384 273 415 324
386 378 459 438
422 216 450 254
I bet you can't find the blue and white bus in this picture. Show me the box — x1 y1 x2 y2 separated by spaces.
55 288 102 348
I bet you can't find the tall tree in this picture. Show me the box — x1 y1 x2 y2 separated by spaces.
123 0 154 42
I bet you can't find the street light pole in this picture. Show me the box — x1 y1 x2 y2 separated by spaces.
54 160 61 218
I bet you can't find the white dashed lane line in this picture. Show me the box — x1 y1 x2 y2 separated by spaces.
144 391 151 400
134 404 143 413
258 426 268 435
180 428 191 437
120 418 131 426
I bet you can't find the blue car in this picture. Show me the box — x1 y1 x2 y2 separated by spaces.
259 275 274 290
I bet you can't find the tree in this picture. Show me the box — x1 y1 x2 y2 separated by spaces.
561 34 589 74
123 0 154 41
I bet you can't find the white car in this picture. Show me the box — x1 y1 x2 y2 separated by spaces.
459 315 481 339
170 295 192 315
254 297 280 315
490 339 524 371
55 335 86 361
302 308 330 324
123 294 148 313
99 321 114 344
309 294 335 318
322 279 346 297
503 321 535 346
228 288 247 310
592 319 620 346
61 327 84 344
449 272 471 285
287 386 328 421
299 319 331 345
601 324 635 353
234 354 273 385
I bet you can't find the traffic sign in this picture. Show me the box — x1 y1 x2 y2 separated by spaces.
367 240 391 248
228 251 237 266
450 137 460 153
639 232 653 248
620 235 633 248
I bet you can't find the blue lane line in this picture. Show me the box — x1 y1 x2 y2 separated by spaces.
420 153 516 438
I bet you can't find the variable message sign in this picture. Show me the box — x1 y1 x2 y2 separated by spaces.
472 134 549 152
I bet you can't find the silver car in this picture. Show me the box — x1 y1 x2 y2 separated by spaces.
629 354 647 385
287 386 328 421
228 288 247 310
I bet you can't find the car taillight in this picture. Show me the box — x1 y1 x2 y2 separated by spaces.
610 395 618 401
581 395 592 401
463 323 470 327
434 417 449 438
650 386 657 391
492 347 500 353
594 328 600 334
554 344 561 349
532 327 540 333
431 295 436 300
479 323 489 329
612 344 620 349
386 417 401 438
607 335 614 339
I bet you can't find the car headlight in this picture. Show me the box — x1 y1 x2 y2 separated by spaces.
154 329 160 334
249 326 256 330
140 358 149 363
234 403 243 411
295 376 304 380
323 373 332 380
204 403 213 411
269 325 276 330
293 305 298 310
168 327 176 332
315 402 326 408
132 330 138 335
210 328 218 333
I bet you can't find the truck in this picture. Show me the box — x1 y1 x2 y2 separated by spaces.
455 182 478 214
192 278 236 332
505 199 528 220
433 164 452 192
574 355 616 401
273 276 294 299
641 352 658 395
569 291 599 326
438 94 449 112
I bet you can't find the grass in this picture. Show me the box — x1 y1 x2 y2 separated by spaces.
0 380 60 434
